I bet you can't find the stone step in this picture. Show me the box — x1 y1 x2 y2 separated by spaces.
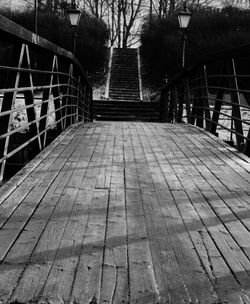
109 91 140 95
110 70 138 74
94 109 160 115
109 85 139 89
110 75 138 79
95 115 159 122
109 87 140 91
93 100 160 122
110 80 139 84
108 47 141 102
110 81 138 84
94 100 160 106
109 97 141 101
109 81 139 85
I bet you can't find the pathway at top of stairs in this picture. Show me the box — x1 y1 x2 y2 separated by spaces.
108 48 141 102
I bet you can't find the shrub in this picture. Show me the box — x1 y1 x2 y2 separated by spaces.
140 7 250 89
0 9 109 76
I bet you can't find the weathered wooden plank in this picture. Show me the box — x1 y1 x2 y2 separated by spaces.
159 126 250 302
0 182 68 301
126 189 160 304
69 189 109 304
100 187 129 303
124 124 160 303
0 121 250 304
0 126 90 302
0 135 83 259
40 188 94 304
136 124 219 304
95 124 113 190
0 124 77 205
79 126 108 190
9 187 79 302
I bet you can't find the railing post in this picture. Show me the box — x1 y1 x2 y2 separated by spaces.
244 130 250 156
210 88 223 135
191 88 203 127
89 87 94 122
0 15 93 182
77 76 83 122
230 58 244 148
40 89 50 148
196 70 205 128
0 43 25 181
203 65 211 131
22 45 41 153
160 88 169 122
184 77 191 124
65 64 74 128
209 63 226 135
51 55 63 133
177 83 184 123
173 87 178 123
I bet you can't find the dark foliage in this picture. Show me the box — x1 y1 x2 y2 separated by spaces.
140 7 250 89
0 9 109 76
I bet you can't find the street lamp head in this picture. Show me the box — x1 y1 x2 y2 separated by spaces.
178 2 192 29
68 6 81 27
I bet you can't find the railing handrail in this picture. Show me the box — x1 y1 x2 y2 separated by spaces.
159 42 250 157
162 42 250 91
0 14 93 184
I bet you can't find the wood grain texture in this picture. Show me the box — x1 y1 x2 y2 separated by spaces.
0 122 250 303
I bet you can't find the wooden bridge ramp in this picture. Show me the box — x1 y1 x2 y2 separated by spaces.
0 122 250 304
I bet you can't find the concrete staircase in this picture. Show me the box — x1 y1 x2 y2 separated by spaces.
93 47 160 122
108 48 141 102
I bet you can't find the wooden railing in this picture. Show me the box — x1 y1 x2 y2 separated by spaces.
0 15 93 182
160 44 250 156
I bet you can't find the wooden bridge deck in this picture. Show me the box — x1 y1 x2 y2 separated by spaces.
0 122 250 304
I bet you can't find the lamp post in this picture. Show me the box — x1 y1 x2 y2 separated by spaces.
178 2 192 68
34 0 38 35
68 0 81 56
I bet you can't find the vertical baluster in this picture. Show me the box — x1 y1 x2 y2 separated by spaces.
190 74 200 126
210 63 225 135
76 75 81 123
70 71 75 126
82 84 87 122
203 64 211 131
52 56 63 134
89 86 93 122
177 82 184 123
244 129 250 156
65 64 73 127
40 55 57 147
230 57 244 148
40 88 50 148
195 69 204 128
184 77 191 124
160 88 169 123
0 44 25 181
173 86 178 123
23 45 42 153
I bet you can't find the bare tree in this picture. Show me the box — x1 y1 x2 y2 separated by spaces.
120 0 144 47
80 0 108 18
78 0 145 48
